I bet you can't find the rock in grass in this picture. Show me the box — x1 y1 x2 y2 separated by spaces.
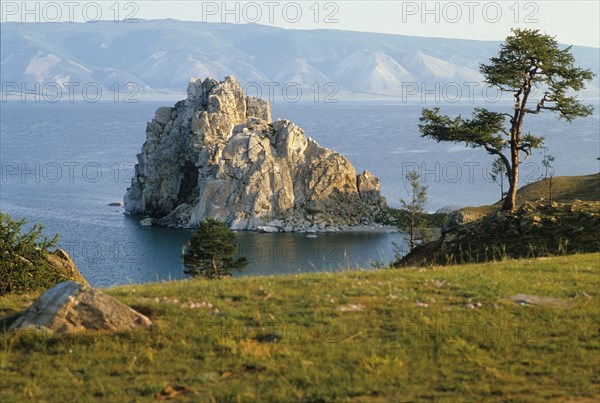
9 281 152 334
509 294 575 308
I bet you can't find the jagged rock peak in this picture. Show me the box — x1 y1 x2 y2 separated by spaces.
124 76 387 231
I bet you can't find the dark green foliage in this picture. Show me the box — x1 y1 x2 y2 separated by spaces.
0 212 66 295
481 29 595 121
419 28 594 212
420 107 509 152
182 219 248 279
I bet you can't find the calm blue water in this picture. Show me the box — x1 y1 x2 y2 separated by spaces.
1 99 598 287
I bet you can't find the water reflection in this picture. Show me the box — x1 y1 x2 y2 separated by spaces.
234 231 406 276
90 215 408 286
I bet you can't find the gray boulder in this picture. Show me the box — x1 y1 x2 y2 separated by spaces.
257 225 279 233
9 281 152 334
442 209 486 234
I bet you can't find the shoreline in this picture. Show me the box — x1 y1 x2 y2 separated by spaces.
135 214 401 234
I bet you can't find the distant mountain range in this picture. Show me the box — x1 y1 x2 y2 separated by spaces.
2 20 599 99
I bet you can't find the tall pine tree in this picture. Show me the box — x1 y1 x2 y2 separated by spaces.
419 29 594 211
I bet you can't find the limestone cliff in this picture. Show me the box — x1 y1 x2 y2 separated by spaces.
124 76 387 231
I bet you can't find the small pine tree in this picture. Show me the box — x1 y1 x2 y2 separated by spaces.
490 157 508 200
541 147 556 202
398 171 434 253
182 219 248 279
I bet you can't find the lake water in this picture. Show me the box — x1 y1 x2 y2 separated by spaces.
1 99 598 287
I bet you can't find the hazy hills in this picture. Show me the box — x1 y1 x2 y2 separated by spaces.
2 19 599 98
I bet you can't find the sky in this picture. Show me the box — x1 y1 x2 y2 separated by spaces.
1 1 599 47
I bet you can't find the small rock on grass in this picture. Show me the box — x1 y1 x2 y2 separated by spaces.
508 293 575 308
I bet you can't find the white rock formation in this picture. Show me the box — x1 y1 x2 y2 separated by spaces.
124 76 387 231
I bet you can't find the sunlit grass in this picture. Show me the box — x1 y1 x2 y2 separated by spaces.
1 253 599 401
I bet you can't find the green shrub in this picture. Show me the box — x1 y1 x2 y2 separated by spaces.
0 212 67 295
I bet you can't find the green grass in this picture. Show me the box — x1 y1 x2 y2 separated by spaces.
511 173 599 204
1 253 599 401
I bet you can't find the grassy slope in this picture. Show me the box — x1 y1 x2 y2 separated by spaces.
1 253 599 401
512 173 600 203
400 200 600 266
463 173 600 216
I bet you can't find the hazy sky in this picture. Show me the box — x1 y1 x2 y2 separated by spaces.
2 1 599 47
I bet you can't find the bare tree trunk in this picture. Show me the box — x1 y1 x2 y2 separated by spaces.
502 141 520 212
503 73 530 213
502 182 515 211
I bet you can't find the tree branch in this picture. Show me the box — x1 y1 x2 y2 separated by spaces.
484 145 512 177
517 143 533 158
498 87 520 93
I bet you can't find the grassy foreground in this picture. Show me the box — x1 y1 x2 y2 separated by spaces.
1 254 599 401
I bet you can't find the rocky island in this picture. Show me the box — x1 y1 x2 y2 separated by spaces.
124 76 388 231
